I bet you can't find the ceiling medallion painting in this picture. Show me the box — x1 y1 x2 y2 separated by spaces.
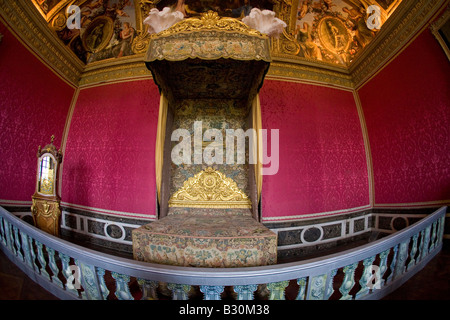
37 0 140 64
31 0 402 67
276 0 403 66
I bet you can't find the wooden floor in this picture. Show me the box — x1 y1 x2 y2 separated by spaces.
0 242 449 300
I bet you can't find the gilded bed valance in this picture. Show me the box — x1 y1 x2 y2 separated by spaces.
144 11 271 63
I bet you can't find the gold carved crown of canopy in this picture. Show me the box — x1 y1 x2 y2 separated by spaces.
144 10 271 102
168 168 252 209
144 11 272 63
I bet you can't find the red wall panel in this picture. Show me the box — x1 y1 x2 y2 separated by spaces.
61 80 160 217
0 23 75 203
259 80 370 221
359 29 450 205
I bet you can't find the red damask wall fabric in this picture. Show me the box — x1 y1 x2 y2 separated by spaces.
0 23 75 203
259 80 370 221
61 80 160 217
2 20 448 221
359 29 450 206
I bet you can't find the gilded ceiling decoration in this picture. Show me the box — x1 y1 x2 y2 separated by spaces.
30 0 402 67
276 0 402 65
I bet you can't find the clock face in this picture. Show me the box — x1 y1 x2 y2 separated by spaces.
38 155 55 195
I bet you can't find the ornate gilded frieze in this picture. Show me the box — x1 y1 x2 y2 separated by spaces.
168 167 252 209
0 0 83 85
79 55 151 86
0 0 446 87
350 0 447 87
145 11 271 62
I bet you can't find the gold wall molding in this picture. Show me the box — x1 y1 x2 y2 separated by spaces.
79 55 152 87
353 90 375 207
58 88 80 197
0 0 446 88
267 59 353 89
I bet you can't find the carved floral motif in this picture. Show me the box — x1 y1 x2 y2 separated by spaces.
169 167 252 209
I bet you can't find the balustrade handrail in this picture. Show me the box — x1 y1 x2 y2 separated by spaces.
0 205 446 288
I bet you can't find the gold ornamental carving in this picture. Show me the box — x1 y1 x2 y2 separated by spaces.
168 167 252 209
31 198 62 236
156 11 267 38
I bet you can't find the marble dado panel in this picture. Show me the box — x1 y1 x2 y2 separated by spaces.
268 210 374 260
60 209 145 244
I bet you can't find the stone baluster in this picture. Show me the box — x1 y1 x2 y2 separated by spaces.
355 255 376 299
393 239 410 280
407 233 419 271
233 285 258 300
267 281 289 300
0 217 6 246
20 233 34 270
75 260 103 300
307 274 328 300
28 236 39 272
168 283 190 300
378 249 390 287
339 262 358 300
200 285 224 300
47 248 63 289
325 269 338 300
58 253 79 297
417 230 425 263
111 272 134 300
35 240 51 281
9 222 17 255
438 216 445 245
96 268 110 300
138 279 159 300
13 226 24 261
4 220 13 252
296 277 307 300
419 225 431 261
429 221 437 251
0 218 3 241
435 217 442 247
386 244 398 283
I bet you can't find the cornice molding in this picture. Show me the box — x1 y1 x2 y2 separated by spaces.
79 54 151 87
268 58 353 89
0 0 446 89
0 0 83 86
430 3 450 61
351 0 448 89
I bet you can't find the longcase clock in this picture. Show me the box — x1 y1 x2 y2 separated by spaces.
31 135 63 236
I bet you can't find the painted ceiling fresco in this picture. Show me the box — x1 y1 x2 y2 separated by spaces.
31 0 402 67
289 0 402 65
